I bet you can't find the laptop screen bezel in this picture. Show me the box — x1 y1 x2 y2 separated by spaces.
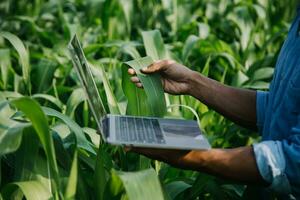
68 34 107 140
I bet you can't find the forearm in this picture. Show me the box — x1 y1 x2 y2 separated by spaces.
188 72 257 130
180 146 265 184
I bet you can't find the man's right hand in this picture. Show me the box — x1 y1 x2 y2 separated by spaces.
128 59 195 95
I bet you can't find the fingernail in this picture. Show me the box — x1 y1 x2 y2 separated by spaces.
141 67 147 71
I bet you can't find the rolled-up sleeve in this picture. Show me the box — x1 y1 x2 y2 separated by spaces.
256 91 269 133
253 119 300 195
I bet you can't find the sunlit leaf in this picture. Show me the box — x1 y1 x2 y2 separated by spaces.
125 56 166 117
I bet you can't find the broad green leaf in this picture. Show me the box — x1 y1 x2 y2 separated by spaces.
165 181 192 199
42 107 96 154
142 30 168 61
115 168 164 200
66 88 87 117
2 181 52 200
32 59 56 93
11 97 60 193
32 94 64 110
121 65 150 116
125 57 166 117
141 30 170 107
182 35 199 63
0 121 30 156
91 63 121 114
119 43 141 59
119 0 133 34
65 151 78 200
243 81 270 90
14 127 40 182
202 56 211 77
0 32 30 91
0 49 11 89
83 127 100 147
252 67 274 81
231 71 249 87
94 146 107 200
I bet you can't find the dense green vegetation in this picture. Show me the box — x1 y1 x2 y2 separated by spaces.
0 0 298 199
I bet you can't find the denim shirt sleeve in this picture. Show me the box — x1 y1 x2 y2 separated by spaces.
256 91 269 133
253 116 300 195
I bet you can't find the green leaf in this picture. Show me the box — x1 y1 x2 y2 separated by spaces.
65 151 78 200
142 30 168 61
14 127 40 181
182 35 199 63
251 67 274 81
32 59 56 93
32 94 64 110
94 146 107 200
66 88 87 117
11 97 60 193
0 32 30 91
125 57 166 117
42 106 96 154
90 63 121 114
0 121 30 156
121 65 150 116
115 168 164 200
202 56 211 77
0 49 11 89
2 181 52 200
165 181 192 199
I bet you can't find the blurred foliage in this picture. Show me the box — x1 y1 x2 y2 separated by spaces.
0 0 299 199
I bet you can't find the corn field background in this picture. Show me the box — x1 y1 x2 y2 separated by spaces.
0 0 298 199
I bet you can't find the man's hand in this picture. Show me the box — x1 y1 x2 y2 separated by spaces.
128 59 195 95
129 59 257 130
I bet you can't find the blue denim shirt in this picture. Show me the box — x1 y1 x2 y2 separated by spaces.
253 7 300 199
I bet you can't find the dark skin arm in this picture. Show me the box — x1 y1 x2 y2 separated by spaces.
127 60 266 185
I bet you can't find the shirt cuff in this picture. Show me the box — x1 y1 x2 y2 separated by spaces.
256 91 269 134
253 141 291 194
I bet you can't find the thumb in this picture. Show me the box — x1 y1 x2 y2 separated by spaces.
141 60 170 74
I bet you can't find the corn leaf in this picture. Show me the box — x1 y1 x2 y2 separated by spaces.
0 121 30 156
115 168 164 200
122 65 151 116
42 106 96 154
0 32 30 91
2 181 52 200
0 49 11 89
165 181 192 199
64 151 78 200
32 94 64 110
90 63 121 114
14 127 40 181
142 30 168 60
182 35 199 64
94 146 107 200
66 88 87 117
10 97 60 194
125 56 166 117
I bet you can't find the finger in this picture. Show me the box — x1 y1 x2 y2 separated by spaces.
128 68 136 75
135 82 143 88
141 59 175 74
130 76 140 83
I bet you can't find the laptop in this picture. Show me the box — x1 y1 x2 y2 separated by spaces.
68 34 210 150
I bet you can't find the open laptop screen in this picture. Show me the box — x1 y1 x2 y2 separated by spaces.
68 35 107 132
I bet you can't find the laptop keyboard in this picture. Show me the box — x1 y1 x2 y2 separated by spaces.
116 116 166 144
